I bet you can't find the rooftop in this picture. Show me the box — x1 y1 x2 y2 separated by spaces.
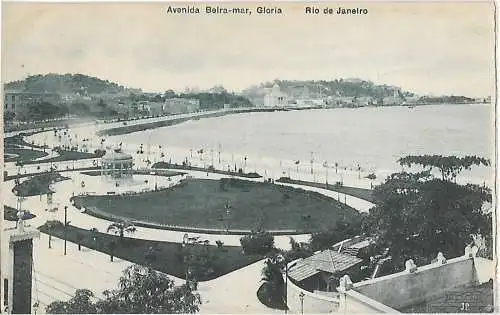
101 148 133 162
288 249 363 282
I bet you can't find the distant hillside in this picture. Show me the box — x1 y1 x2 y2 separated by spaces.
241 78 416 102
4 73 141 95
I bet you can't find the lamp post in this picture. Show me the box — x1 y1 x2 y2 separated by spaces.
218 143 222 164
64 206 68 255
323 161 329 186
310 151 314 175
299 292 305 314
224 201 231 233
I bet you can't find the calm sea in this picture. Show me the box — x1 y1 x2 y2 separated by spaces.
113 104 494 185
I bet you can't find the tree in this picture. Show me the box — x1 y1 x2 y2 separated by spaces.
45 220 63 249
240 229 275 255
261 255 285 307
45 265 201 313
309 218 362 252
46 289 98 314
363 155 492 270
398 155 490 182
4 111 15 122
98 265 201 313
107 220 136 240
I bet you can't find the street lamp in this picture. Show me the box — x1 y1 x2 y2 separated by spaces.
323 161 329 186
218 143 222 164
224 200 231 233
64 206 68 255
299 291 305 314
310 152 314 175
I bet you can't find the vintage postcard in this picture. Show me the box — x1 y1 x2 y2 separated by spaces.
1 1 496 314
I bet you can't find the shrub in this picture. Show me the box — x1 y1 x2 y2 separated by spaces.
240 229 275 255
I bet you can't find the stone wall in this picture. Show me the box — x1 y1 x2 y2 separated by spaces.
352 256 477 310
285 260 340 314
286 277 340 314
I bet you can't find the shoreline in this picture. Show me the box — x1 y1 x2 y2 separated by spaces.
95 106 323 137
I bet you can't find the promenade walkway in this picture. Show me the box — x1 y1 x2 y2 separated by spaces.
3 119 377 313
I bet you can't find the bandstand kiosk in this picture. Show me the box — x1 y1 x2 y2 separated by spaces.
100 148 134 180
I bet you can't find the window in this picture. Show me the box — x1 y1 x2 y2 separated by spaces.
12 103 15 110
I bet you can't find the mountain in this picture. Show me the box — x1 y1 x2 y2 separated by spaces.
4 73 141 95
241 79 416 101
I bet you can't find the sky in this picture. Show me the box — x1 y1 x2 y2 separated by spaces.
2 1 495 97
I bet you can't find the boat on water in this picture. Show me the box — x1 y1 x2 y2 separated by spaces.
407 105 416 109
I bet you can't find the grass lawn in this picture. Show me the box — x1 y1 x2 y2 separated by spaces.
72 178 361 232
38 222 263 281
22 149 104 165
80 169 185 177
4 166 100 182
276 177 375 203
4 205 36 221
4 146 48 162
153 161 262 178
4 132 47 149
13 172 70 197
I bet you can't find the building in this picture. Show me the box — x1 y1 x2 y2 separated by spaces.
288 249 363 293
100 148 134 179
354 96 374 106
285 247 494 314
263 84 289 107
382 90 404 106
4 91 61 118
163 98 200 114
402 96 420 105
2 215 40 313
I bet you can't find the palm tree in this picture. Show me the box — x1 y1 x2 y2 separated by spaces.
107 220 137 240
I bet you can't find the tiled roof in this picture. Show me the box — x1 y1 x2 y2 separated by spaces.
288 249 363 282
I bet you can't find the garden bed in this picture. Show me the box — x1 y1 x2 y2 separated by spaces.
22 148 105 165
12 172 70 197
80 169 186 177
38 222 263 281
72 178 361 232
4 205 36 221
4 147 48 162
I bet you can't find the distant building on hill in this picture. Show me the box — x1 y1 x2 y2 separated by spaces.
163 98 200 114
354 96 374 106
4 90 61 118
264 84 289 107
382 90 404 106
